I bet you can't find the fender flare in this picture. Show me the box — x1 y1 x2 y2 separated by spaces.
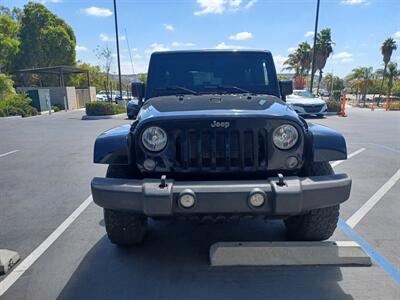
94 124 131 165
307 123 347 162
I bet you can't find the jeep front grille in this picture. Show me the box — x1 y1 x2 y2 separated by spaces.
174 129 268 172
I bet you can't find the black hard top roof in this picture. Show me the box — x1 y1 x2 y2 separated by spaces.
151 49 271 55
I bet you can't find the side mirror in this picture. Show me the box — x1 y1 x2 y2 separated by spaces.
131 82 145 105
279 80 293 101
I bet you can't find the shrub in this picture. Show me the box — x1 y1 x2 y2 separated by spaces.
86 101 125 116
0 93 38 117
52 103 64 112
325 99 342 112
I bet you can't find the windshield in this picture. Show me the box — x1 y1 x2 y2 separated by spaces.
146 52 279 99
292 90 315 98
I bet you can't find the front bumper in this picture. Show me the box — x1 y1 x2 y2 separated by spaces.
291 104 328 116
91 174 351 217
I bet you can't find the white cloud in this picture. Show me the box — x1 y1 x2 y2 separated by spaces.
194 0 256 16
273 55 287 72
145 43 170 54
393 31 400 40
81 6 113 17
245 0 258 9
99 33 113 42
171 42 196 48
194 0 226 15
215 42 244 49
98 34 125 42
229 31 253 41
287 47 296 53
332 51 354 63
341 0 366 5
39 0 62 3
163 24 175 31
305 31 314 38
76 45 88 52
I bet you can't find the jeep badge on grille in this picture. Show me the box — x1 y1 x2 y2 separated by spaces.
210 121 230 128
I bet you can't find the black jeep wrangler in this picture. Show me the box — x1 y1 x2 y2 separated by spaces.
91 50 351 245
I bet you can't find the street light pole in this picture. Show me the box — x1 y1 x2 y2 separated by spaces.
309 0 320 93
113 0 123 101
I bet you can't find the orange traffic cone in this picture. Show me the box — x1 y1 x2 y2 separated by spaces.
338 95 347 117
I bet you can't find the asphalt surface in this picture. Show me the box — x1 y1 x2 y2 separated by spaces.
0 107 399 299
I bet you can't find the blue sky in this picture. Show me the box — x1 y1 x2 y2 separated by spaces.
5 0 400 77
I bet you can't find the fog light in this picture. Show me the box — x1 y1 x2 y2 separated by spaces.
286 156 299 169
179 190 196 208
248 190 266 208
143 159 156 171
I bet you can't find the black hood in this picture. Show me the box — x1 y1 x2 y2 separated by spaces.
141 94 283 112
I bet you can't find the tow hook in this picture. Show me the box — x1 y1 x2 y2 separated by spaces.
159 175 167 189
277 173 285 186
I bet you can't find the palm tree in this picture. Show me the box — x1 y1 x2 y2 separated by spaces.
378 38 397 105
297 42 312 77
349 67 374 107
313 28 335 94
386 62 399 98
283 53 300 76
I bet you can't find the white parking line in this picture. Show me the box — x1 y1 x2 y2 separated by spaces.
346 169 400 228
331 148 366 168
0 150 19 158
0 195 93 296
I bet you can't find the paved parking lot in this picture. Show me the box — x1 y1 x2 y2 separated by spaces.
0 107 399 299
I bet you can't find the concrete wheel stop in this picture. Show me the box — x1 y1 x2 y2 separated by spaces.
0 249 20 275
210 241 372 267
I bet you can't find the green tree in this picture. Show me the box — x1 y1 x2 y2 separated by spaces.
0 6 22 21
0 13 20 72
69 62 107 92
95 45 113 100
14 2 76 82
283 52 300 76
0 73 16 99
325 73 344 94
386 62 399 97
138 73 147 83
297 42 312 77
349 67 374 107
312 28 335 94
378 38 397 104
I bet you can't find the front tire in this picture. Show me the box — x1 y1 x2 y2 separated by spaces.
104 165 147 245
284 162 340 241
104 209 147 245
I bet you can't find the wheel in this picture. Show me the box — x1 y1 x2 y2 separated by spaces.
284 162 340 241
104 209 147 245
104 164 147 245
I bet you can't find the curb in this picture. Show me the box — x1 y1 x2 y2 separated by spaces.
210 241 372 267
0 249 20 275
81 113 126 120
0 116 21 120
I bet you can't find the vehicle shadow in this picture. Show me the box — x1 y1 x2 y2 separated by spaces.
58 220 353 300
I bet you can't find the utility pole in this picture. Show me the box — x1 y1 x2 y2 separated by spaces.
309 0 320 93
113 0 123 101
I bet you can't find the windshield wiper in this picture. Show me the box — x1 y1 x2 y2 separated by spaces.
204 85 251 94
156 86 198 95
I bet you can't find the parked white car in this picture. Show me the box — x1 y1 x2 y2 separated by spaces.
286 90 327 117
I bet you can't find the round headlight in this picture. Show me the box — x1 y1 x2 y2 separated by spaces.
273 124 299 150
141 126 168 152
